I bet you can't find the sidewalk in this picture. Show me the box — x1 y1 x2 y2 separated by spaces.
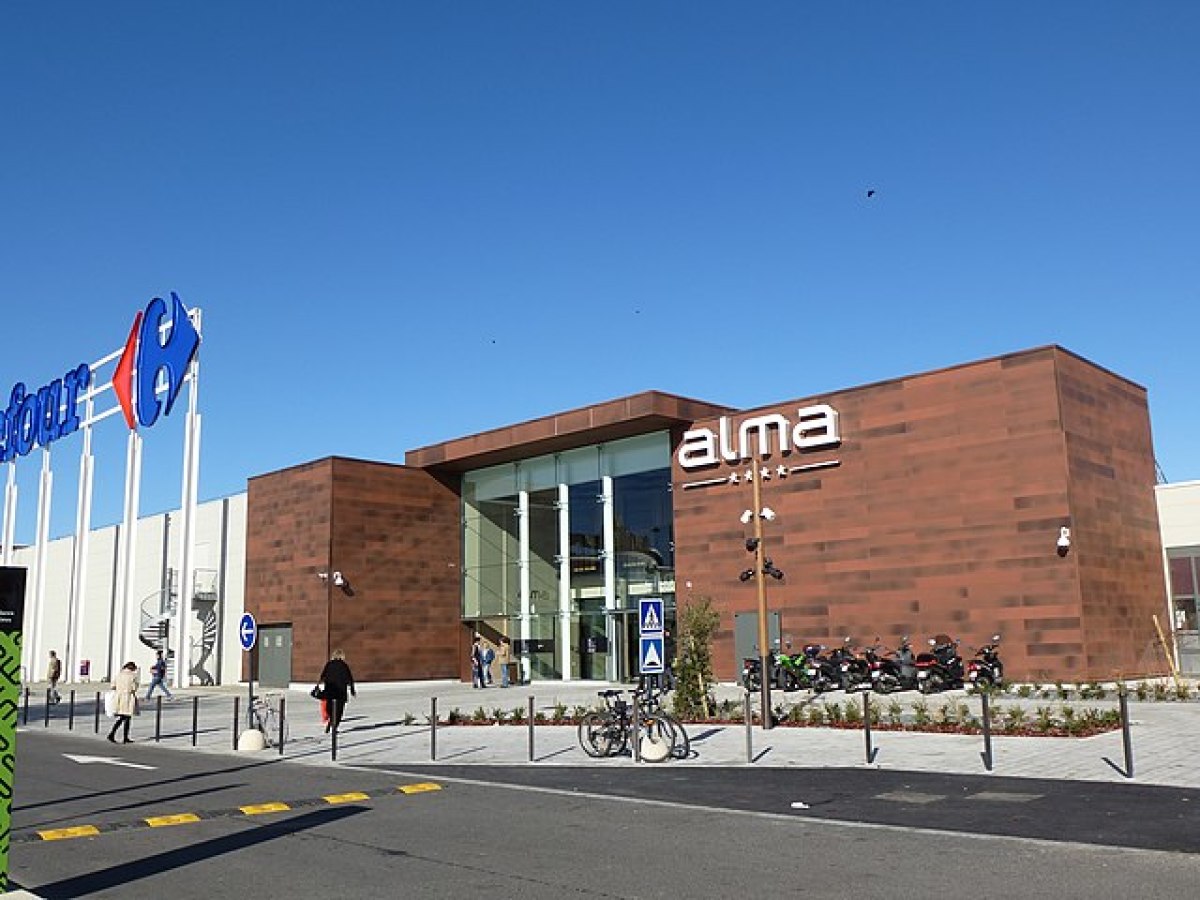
22 679 1200 788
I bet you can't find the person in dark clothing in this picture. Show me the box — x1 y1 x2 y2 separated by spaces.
318 649 356 733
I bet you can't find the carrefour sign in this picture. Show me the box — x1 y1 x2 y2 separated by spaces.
0 293 200 462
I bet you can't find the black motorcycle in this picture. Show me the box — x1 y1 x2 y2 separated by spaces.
802 644 840 693
966 635 1003 688
869 636 918 694
837 639 873 692
915 635 963 694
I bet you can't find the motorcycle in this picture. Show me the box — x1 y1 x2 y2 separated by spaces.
742 650 789 692
837 639 873 692
915 634 963 694
966 635 1004 688
802 644 840 693
869 636 918 694
776 642 810 692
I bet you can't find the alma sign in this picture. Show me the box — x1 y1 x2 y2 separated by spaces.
677 404 841 470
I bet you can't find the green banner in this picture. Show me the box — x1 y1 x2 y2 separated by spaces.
0 567 27 892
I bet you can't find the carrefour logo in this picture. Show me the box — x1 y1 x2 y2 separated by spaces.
112 293 200 430
0 293 200 462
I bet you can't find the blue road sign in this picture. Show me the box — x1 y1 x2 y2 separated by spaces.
639 598 664 634
640 635 665 674
238 612 257 652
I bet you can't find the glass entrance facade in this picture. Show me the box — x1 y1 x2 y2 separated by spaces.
461 432 674 682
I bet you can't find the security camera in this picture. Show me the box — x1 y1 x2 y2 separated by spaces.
760 507 776 521
740 509 753 525
1057 527 1071 557
332 571 346 587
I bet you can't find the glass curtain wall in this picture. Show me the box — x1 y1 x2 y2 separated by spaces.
1168 550 1200 675
461 432 674 682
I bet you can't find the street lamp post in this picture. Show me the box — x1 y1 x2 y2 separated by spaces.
751 461 772 729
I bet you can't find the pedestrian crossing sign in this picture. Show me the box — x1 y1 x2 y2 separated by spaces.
639 598 664 635
640 635 665 674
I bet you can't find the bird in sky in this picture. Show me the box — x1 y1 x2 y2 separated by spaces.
866 189 876 198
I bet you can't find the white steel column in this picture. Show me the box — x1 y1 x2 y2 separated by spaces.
173 357 201 689
114 431 143 670
29 449 54 680
557 483 571 681
601 475 616 681
66 402 96 686
516 489 530 683
1 463 15 567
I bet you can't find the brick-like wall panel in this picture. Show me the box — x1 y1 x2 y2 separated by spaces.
673 348 1161 682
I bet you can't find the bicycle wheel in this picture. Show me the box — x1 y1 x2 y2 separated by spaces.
578 712 616 758
259 708 279 746
658 712 690 760
638 714 678 763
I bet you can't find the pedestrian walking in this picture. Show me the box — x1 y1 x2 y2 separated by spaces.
498 637 512 688
483 641 495 685
106 662 140 744
47 650 62 705
145 649 174 700
318 649 356 733
470 634 486 688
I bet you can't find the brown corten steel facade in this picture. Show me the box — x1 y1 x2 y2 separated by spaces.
244 457 461 683
673 346 1168 683
243 346 1167 685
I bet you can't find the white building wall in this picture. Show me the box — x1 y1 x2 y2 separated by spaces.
1156 481 1200 549
13 492 246 686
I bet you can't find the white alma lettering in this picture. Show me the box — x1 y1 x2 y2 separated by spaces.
677 404 840 469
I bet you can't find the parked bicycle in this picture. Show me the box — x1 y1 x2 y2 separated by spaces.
577 685 689 762
249 693 289 747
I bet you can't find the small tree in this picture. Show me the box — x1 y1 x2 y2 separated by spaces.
673 595 720 720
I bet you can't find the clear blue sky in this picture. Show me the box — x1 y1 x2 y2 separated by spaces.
3 3 1198 541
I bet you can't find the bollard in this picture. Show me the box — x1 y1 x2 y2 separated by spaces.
232 697 240 751
980 690 993 771
863 691 875 764
22 687 29 726
430 697 437 761
1119 685 1134 778
191 695 200 747
331 720 338 762
278 697 287 756
744 693 753 763
68 690 76 731
155 696 163 742
44 689 51 727
94 691 101 734
527 696 535 762
632 694 640 763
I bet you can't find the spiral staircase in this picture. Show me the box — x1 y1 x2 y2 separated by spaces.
138 568 220 686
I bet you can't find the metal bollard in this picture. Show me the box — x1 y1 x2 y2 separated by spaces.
155 696 163 742
744 693 753 763
863 691 875 764
331 718 338 762
232 696 240 750
527 696 535 762
68 690 76 731
94 691 101 733
22 687 29 726
191 695 200 747
44 688 51 727
632 695 640 763
278 696 287 756
430 697 437 761
980 691 994 771
1119 685 1134 778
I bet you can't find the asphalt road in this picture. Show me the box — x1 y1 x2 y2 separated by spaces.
9 730 1200 899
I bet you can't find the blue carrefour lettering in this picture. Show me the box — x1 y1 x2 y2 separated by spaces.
133 292 200 428
0 364 91 461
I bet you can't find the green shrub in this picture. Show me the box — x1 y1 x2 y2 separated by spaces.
472 706 489 723
509 707 526 724
806 705 826 726
1135 682 1149 701
1152 681 1168 702
843 701 863 725
551 702 567 723
447 707 465 725
1002 705 1027 732
402 712 416 726
824 701 844 724
672 595 721 720
491 707 507 722
1174 682 1192 701
1016 684 1034 698
886 699 904 726
912 699 931 726
1033 705 1056 731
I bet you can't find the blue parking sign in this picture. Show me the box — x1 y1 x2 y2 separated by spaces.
640 635 665 674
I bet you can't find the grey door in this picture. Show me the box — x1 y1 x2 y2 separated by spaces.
734 611 781 672
257 624 293 687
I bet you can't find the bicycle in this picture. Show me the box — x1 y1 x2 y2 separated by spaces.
249 693 290 747
577 686 689 762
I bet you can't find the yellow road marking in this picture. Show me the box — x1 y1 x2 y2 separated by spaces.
239 802 291 815
323 792 371 804
38 826 100 841
399 782 442 794
146 813 202 827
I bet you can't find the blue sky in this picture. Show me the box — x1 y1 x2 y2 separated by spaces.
3 2 1199 541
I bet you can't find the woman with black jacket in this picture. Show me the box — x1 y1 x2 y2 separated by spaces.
318 649 356 733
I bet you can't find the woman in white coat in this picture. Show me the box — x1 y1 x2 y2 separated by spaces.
107 662 140 743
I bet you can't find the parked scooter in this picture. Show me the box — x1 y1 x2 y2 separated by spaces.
869 636 918 694
915 634 963 694
966 634 1004 687
776 641 810 692
802 644 840 693
837 639 873 692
